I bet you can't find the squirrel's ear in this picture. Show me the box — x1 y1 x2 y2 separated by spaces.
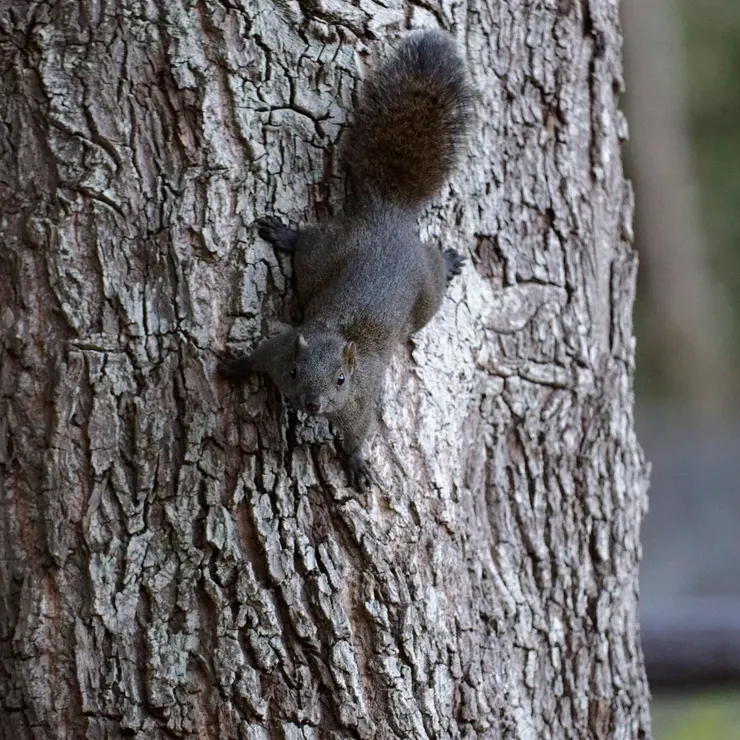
295 333 308 355
343 341 357 370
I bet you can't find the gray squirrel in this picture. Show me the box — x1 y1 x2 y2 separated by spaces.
219 31 473 488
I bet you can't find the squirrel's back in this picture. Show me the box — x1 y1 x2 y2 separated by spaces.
343 31 473 208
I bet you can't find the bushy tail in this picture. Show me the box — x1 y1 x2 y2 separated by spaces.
343 31 473 208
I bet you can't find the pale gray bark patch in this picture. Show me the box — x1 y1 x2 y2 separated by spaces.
0 0 650 738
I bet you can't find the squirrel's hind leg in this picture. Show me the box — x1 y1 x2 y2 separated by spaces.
254 217 299 252
409 247 466 333
409 246 448 333
443 249 465 282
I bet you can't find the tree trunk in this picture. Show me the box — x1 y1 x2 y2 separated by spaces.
0 1 651 739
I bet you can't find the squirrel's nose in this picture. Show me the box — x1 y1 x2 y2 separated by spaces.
305 401 320 414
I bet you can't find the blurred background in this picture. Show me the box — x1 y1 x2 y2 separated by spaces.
621 0 740 737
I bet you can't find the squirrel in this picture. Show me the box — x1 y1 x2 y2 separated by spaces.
218 31 472 489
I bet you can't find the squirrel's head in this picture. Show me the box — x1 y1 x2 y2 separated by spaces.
287 332 356 415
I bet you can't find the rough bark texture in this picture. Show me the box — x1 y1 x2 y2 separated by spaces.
0 1 650 739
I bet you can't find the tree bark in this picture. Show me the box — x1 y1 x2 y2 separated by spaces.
0 1 651 739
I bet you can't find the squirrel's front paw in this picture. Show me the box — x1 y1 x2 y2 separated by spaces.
343 452 379 491
254 217 299 252
217 355 252 382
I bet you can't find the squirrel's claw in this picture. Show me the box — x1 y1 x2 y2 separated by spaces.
344 452 379 490
444 248 465 282
254 217 299 252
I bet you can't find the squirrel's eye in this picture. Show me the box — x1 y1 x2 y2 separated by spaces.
290 367 297 379
337 373 345 386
